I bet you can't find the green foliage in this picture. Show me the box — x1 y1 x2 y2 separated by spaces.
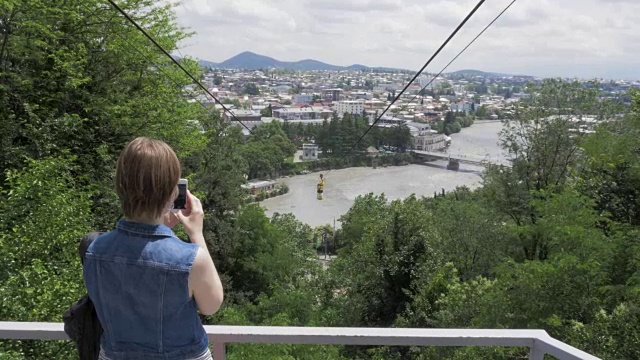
260 106 273 117
433 111 473 134
0 156 91 358
425 189 512 279
242 120 297 180
475 105 488 118
205 204 319 304
242 83 260 95
578 92 640 226
329 195 444 328
1 3 639 359
281 113 412 156
566 302 640 360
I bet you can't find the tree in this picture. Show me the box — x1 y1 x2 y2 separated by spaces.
482 80 610 259
475 85 489 94
475 105 488 119
0 0 205 185
0 1 212 356
242 83 260 96
578 90 640 226
441 112 462 135
0 157 92 358
364 79 374 90
260 105 272 117
328 195 443 328
425 188 512 280
223 98 242 108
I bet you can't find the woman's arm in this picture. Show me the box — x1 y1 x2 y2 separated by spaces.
188 236 224 316
179 192 224 315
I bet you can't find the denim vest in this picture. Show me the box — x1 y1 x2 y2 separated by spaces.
83 219 208 360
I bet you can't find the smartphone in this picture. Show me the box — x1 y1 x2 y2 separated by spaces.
173 179 188 210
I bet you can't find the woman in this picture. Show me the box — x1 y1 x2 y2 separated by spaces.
84 137 224 360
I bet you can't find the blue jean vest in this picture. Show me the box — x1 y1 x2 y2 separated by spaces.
83 219 208 359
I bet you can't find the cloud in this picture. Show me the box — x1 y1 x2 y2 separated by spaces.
170 0 640 79
302 0 402 12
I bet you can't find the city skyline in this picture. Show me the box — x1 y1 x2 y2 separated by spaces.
172 0 640 80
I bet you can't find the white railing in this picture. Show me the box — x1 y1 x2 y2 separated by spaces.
0 322 600 360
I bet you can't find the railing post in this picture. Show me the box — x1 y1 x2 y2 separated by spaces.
212 342 225 360
529 340 544 360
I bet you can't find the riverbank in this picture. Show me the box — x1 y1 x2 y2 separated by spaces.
259 121 505 227
261 163 483 227
280 152 419 176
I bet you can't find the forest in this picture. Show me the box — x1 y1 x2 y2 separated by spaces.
1 1 639 359
240 114 413 180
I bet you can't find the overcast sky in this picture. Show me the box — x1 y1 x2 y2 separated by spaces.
171 0 640 80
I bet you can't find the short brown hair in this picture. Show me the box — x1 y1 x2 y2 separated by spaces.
115 137 181 219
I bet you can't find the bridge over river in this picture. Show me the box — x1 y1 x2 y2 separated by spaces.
411 149 511 170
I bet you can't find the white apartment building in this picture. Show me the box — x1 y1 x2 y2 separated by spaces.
301 144 319 161
272 106 332 121
335 100 364 117
413 130 451 152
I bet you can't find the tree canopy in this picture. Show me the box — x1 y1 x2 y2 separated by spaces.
0 1 638 359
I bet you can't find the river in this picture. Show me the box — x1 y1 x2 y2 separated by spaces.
260 121 505 227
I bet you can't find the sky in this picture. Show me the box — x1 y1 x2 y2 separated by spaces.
171 0 640 80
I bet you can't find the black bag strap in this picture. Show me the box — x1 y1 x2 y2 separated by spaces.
78 232 104 265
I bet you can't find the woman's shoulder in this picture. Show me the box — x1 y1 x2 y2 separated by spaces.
144 236 200 270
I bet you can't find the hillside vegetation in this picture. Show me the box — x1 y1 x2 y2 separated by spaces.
1 1 638 359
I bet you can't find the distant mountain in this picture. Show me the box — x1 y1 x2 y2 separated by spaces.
448 69 535 78
198 51 407 72
198 59 219 68
197 52 525 77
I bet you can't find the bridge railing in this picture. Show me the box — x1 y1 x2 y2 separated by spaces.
0 322 600 360
411 149 510 167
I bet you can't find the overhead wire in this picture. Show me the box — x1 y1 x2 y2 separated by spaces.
324 0 518 175
336 0 486 163
324 0 488 173
76 2 220 124
105 0 253 132
393 0 518 125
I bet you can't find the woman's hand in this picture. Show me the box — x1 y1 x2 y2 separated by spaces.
164 211 180 229
177 191 204 239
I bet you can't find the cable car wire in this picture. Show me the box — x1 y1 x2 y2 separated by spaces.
327 0 488 171
106 0 253 132
393 0 518 123
77 2 221 126
324 0 518 176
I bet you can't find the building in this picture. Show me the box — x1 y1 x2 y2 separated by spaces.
373 83 400 92
241 180 278 196
272 85 292 93
272 106 330 121
450 102 478 114
413 130 451 152
363 100 386 110
293 94 314 104
301 144 319 161
376 114 407 126
417 75 444 88
352 91 373 100
323 88 343 102
335 100 364 117
223 109 261 122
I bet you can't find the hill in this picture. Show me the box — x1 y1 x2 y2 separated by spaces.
448 69 534 78
199 51 406 72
